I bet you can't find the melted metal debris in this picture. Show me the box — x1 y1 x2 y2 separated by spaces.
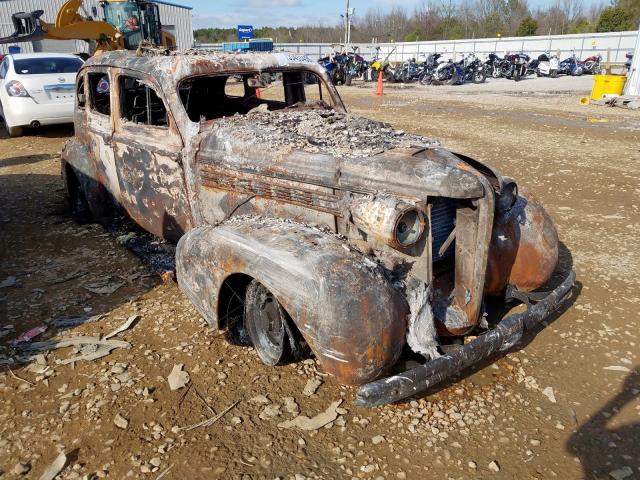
214 109 439 158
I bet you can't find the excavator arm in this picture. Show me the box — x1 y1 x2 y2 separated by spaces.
1 0 122 52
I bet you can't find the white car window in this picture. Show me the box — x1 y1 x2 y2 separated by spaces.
13 57 83 75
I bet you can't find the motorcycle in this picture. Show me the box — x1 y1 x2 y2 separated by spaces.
580 54 602 75
394 57 422 83
366 46 396 82
318 53 344 85
558 55 583 76
533 52 559 78
432 58 465 85
345 50 368 86
502 53 529 81
484 53 504 79
625 52 633 73
417 53 442 85
459 54 486 83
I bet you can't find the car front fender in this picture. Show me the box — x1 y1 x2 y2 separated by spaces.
176 218 408 385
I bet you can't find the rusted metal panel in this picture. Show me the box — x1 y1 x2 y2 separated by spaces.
176 219 408 385
485 192 559 295
62 49 570 402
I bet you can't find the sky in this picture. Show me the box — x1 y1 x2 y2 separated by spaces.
180 0 604 30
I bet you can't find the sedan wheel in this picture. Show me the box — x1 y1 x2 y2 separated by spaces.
244 280 291 366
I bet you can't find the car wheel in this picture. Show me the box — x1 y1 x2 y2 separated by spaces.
62 165 91 223
62 162 114 224
244 280 292 366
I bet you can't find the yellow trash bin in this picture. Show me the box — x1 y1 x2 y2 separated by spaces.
591 74 626 100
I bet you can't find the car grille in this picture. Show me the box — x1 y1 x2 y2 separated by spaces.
431 197 456 263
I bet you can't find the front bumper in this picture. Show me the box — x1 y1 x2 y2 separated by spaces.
355 270 576 407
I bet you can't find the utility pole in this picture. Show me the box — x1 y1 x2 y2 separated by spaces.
344 0 354 53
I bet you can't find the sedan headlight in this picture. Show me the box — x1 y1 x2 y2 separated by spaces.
6 80 30 97
350 196 425 249
395 209 423 246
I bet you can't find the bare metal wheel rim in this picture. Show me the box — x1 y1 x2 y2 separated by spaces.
245 281 288 366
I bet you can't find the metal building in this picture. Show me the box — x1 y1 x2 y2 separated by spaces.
0 0 193 54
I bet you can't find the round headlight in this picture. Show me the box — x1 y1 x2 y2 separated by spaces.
395 209 423 247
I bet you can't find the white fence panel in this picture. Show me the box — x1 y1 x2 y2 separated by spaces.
199 30 636 64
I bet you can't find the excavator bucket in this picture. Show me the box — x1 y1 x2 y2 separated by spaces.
0 10 46 45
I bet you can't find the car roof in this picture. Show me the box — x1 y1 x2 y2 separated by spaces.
83 49 327 85
9 53 82 60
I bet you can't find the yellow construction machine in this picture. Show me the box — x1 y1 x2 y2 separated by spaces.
0 0 176 55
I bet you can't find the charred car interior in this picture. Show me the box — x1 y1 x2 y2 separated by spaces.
178 71 334 122
61 49 575 407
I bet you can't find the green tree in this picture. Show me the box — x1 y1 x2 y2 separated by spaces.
596 6 633 32
450 22 463 39
616 0 640 25
515 16 538 36
569 17 594 33
404 29 420 42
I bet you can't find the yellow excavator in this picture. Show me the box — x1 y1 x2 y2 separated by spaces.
0 0 176 55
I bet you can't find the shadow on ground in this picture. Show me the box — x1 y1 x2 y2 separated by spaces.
0 171 161 375
567 367 640 479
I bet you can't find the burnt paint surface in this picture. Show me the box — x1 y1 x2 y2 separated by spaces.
485 193 559 295
176 220 408 385
62 49 562 387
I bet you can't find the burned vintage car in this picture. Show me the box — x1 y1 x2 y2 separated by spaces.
62 48 575 406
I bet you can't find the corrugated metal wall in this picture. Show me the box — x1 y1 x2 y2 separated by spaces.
0 0 193 54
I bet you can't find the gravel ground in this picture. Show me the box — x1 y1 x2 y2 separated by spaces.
0 77 638 480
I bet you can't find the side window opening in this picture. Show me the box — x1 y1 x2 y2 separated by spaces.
76 75 86 108
119 76 168 127
178 71 334 123
88 72 111 116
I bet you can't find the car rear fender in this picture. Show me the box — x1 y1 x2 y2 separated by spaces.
176 218 409 385
61 138 113 222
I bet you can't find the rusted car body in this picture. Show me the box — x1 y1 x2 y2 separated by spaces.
62 48 575 406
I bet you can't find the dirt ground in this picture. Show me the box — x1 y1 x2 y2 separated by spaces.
1 77 639 480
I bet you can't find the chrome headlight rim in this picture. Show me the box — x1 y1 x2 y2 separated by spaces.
393 207 425 248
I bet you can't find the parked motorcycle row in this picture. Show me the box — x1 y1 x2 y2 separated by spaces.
319 47 605 85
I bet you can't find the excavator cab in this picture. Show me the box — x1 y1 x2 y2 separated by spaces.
102 0 163 49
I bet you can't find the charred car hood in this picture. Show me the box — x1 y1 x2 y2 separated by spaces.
196 109 485 200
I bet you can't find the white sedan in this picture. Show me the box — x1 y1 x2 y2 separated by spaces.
0 52 83 137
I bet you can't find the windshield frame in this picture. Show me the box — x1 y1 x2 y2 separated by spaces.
176 67 346 128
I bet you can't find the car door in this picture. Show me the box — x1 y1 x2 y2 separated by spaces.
85 68 121 200
112 70 191 243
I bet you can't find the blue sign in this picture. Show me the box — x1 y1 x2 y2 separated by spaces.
8 46 21 54
237 25 254 40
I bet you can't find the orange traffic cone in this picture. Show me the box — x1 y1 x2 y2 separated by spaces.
255 87 261 99
375 70 384 96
